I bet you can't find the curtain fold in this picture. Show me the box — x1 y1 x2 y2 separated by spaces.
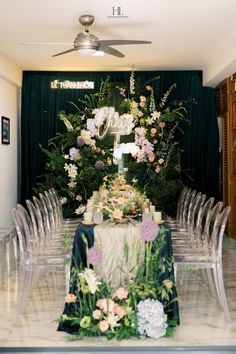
21 70 219 202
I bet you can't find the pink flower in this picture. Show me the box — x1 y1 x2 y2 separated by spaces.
163 279 173 289
155 165 161 174
88 246 102 265
113 208 123 220
139 95 146 102
140 220 159 241
158 122 165 129
116 197 126 205
150 128 157 137
96 298 115 313
148 153 155 163
92 309 102 320
76 195 82 201
113 304 126 319
98 320 109 332
112 287 129 300
65 293 76 303
139 101 145 108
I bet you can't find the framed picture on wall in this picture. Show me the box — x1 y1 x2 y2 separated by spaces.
1 116 10 144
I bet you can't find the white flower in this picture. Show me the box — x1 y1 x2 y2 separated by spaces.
60 197 67 205
68 180 77 188
151 111 161 121
106 313 120 329
64 163 69 171
75 205 86 215
68 164 78 179
137 299 167 339
132 178 138 184
80 268 101 294
64 154 69 159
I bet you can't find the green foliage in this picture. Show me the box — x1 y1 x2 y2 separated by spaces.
35 71 187 218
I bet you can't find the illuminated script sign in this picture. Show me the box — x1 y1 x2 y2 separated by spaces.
50 80 94 89
94 107 138 168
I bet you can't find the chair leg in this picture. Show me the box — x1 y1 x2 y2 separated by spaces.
215 262 231 323
205 268 217 298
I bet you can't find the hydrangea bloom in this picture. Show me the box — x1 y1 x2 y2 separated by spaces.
69 147 79 161
95 160 105 170
137 299 167 339
140 220 159 241
77 136 85 146
86 119 98 138
88 246 102 265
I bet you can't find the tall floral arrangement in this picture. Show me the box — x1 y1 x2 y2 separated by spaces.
36 72 187 217
59 225 177 340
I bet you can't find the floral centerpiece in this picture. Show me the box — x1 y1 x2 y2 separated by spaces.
59 223 178 340
36 71 187 217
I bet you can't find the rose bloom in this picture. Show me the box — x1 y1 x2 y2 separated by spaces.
99 320 109 332
76 194 82 201
96 298 115 313
150 128 157 137
139 101 145 108
116 197 126 205
113 208 123 220
158 158 164 165
163 279 173 290
113 304 126 319
140 95 146 102
155 165 161 174
92 309 102 320
146 85 152 91
112 287 129 300
65 293 76 303
96 147 101 153
159 122 166 129
148 153 155 163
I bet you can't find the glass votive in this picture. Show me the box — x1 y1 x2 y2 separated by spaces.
87 206 94 213
93 211 103 224
142 212 153 222
84 212 93 223
154 211 162 223
150 205 155 213
93 191 99 197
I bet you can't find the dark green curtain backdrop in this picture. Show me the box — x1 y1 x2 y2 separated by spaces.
21 70 219 203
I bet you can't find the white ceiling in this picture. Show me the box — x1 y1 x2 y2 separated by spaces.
0 0 236 87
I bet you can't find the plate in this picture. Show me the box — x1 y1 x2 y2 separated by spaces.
81 221 94 225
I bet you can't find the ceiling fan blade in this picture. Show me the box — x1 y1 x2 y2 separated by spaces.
52 48 75 57
100 45 124 58
98 40 151 46
21 42 73 45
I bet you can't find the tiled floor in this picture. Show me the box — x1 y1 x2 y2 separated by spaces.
0 236 236 348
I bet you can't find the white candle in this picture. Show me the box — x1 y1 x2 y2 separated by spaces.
150 205 155 213
154 211 162 223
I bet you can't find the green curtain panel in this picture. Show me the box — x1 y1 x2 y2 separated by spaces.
20 70 219 203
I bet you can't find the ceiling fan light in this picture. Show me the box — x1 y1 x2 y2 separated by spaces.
92 50 105 57
77 48 96 56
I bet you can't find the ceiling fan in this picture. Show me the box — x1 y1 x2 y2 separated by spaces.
48 15 152 58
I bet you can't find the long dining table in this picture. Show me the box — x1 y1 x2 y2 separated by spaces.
58 219 179 335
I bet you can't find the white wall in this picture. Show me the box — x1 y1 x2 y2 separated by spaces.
0 52 22 226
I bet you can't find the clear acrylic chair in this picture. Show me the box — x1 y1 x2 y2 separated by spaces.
49 187 81 226
12 207 71 323
173 205 231 322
